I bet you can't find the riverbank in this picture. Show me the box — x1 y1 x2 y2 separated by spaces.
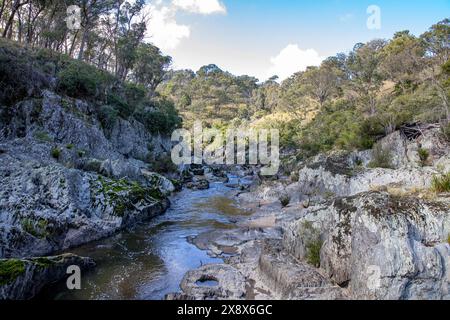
168 129 450 300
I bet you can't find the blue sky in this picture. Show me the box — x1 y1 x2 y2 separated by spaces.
144 0 449 81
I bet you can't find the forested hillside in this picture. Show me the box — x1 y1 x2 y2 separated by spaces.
159 19 449 158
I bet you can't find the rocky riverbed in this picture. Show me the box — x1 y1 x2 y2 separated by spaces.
168 129 450 300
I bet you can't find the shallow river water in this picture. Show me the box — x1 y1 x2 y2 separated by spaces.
40 180 252 300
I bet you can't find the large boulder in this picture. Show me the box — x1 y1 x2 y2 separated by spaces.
283 192 450 300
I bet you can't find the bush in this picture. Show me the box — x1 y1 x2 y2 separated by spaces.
57 60 114 100
431 172 450 193
97 105 119 131
51 147 61 160
279 194 291 207
301 221 323 268
149 154 178 173
442 122 450 141
418 148 430 166
369 143 393 169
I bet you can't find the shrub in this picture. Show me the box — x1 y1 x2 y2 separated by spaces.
149 154 178 173
301 221 323 268
442 122 450 141
97 105 119 132
34 131 52 142
51 147 61 160
66 144 74 150
57 60 114 100
306 238 323 268
279 194 291 207
418 148 430 166
431 172 450 193
369 143 393 169
77 150 86 158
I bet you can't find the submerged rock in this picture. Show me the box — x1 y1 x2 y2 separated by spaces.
0 253 95 300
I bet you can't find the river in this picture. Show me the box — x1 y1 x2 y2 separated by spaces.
39 178 252 300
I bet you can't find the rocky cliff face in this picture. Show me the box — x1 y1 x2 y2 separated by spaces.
0 90 174 259
283 192 450 299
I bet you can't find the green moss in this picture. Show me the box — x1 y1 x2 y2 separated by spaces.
447 234 450 245
21 218 50 239
0 259 26 285
66 144 74 150
96 177 164 217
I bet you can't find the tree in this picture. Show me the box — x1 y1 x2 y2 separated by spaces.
421 19 450 65
130 43 171 94
380 31 426 92
347 39 387 115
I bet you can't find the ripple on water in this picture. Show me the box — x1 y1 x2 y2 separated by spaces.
37 182 252 300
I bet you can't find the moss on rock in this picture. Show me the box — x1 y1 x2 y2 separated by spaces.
0 259 26 285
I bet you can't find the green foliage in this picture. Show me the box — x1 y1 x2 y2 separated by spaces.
51 147 61 160
442 122 450 141
96 177 164 217
57 59 114 100
34 131 53 143
0 259 26 285
21 218 49 239
66 144 74 150
149 154 178 173
134 98 182 134
431 172 450 193
301 221 323 268
279 194 291 207
369 143 393 169
418 148 430 166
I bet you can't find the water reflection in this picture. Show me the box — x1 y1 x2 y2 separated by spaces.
39 181 251 300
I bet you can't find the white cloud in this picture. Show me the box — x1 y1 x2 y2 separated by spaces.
266 44 324 81
172 0 227 15
143 4 191 51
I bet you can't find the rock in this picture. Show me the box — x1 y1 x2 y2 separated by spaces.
0 253 95 300
258 239 346 300
283 191 450 300
0 90 173 259
141 170 175 196
177 264 246 300
191 168 205 176
0 153 169 259
186 179 210 190
297 152 440 199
